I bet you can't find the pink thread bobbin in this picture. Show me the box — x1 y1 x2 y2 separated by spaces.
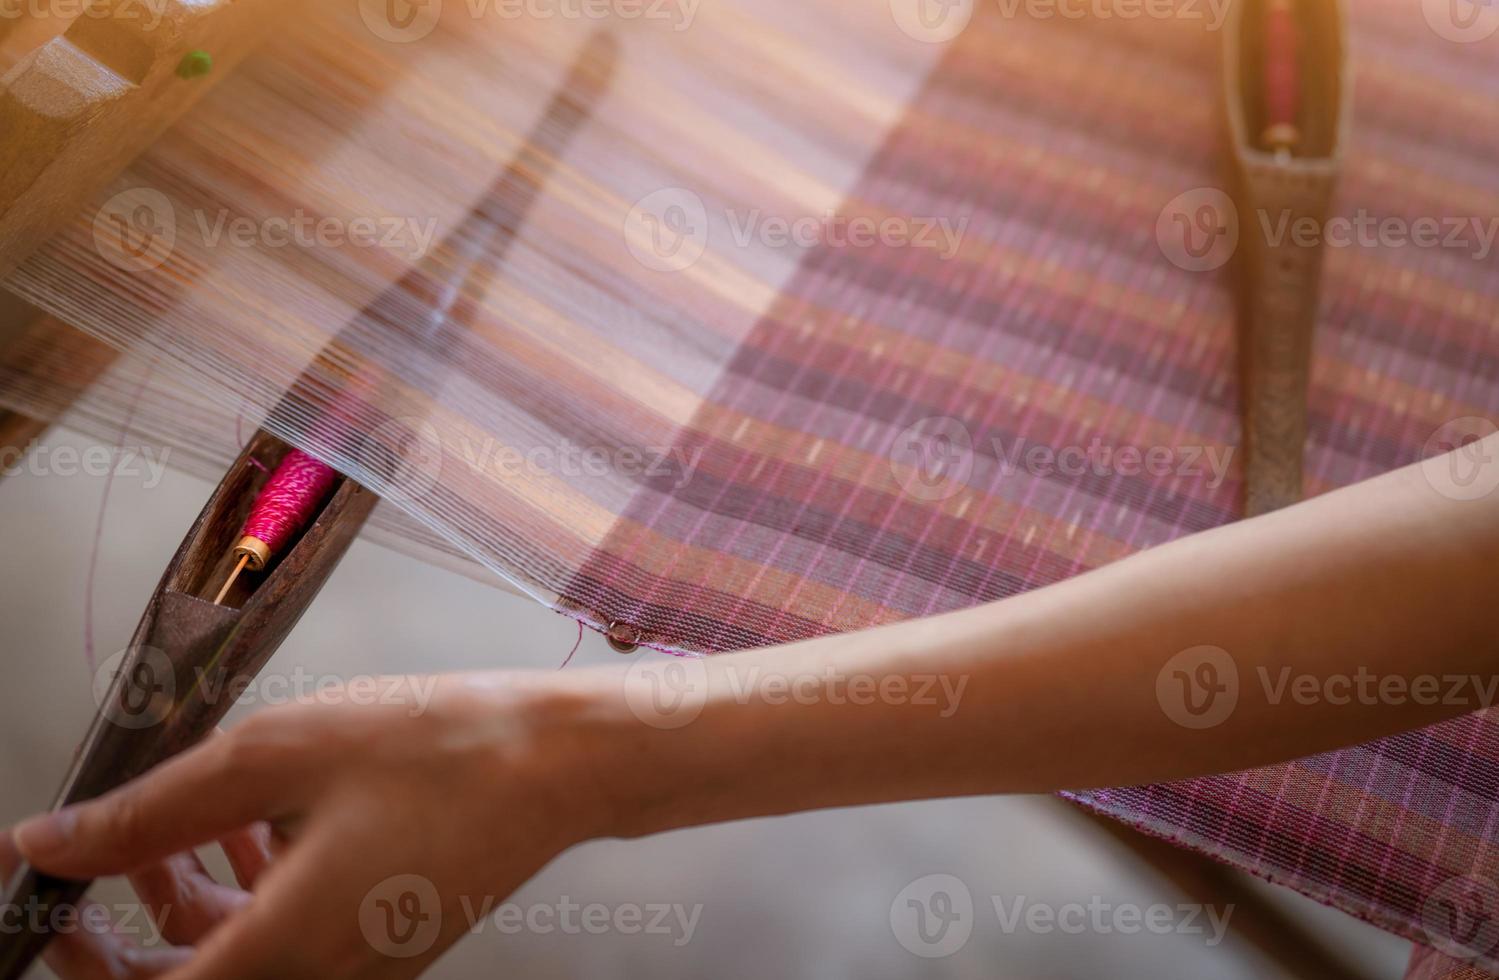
214 380 369 605
231 449 338 571
1261 0 1301 154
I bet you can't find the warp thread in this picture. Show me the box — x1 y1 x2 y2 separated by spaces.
84 362 155 672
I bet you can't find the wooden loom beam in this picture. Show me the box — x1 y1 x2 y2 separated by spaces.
0 0 289 278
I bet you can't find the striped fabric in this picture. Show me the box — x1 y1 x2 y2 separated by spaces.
1409 944 1499 980
558 1 1499 967
2 0 1495 967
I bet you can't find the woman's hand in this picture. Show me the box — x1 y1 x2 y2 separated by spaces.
0 819 265 979
9 435 1496 977
7 672 618 979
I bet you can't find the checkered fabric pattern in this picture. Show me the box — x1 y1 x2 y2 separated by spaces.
560 3 1499 966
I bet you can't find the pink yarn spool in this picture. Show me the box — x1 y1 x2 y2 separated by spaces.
1262 0 1301 151
234 449 337 567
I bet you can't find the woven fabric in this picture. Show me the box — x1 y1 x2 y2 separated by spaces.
5 0 943 611
1409 944 1499 980
557 2 1499 965
2 0 1496 963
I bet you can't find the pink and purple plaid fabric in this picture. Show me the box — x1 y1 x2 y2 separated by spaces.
561 3 1499 968
3 0 1494 969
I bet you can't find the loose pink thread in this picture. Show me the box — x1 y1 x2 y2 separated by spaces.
558 620 584 670
241 449 337 552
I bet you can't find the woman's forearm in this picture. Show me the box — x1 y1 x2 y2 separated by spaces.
558 435 1499 839
10 439 1495 978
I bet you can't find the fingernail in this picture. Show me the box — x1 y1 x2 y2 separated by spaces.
14 810 76 857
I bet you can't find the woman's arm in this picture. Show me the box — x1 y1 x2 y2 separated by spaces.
11 434 1497 979
581 431 1499 835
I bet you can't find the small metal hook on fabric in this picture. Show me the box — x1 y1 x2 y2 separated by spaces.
605 620 641 654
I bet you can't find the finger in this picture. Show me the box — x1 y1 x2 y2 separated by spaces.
1 826 27 879
208 728 276 890
1 831 189 980
47 935 194 980
160 825 356 980
14 727 303 878
161 817 454 980
220 824 274 890
127 852 250 945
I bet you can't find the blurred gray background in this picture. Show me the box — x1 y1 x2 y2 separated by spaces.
0 426 1412 978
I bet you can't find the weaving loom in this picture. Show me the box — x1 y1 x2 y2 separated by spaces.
1 0 1497 976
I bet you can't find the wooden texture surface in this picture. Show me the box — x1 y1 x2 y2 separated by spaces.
1223 0 1351 516
0 0 286 277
